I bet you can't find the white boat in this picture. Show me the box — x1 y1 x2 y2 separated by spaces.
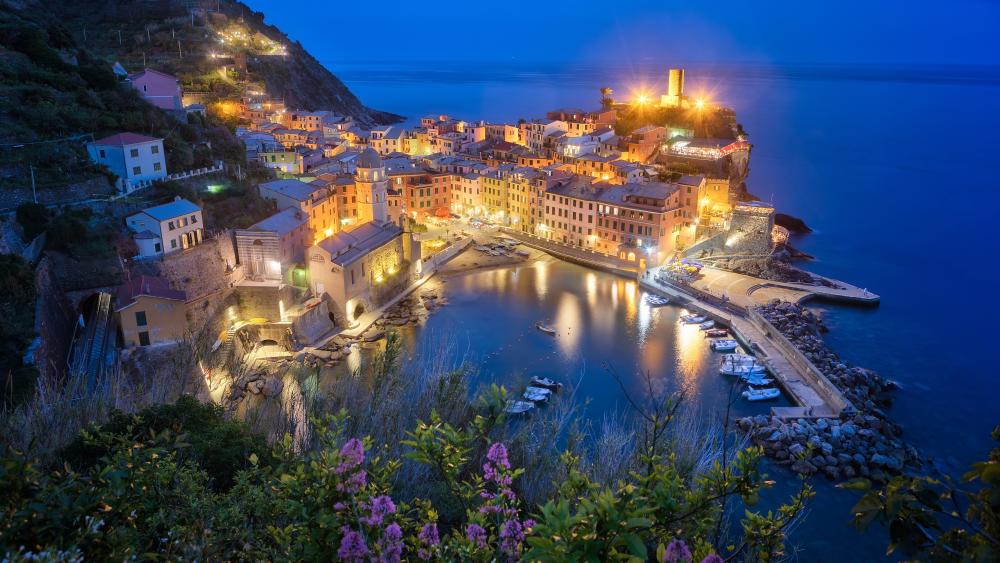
711 339 739 352
505 400 535 414
681 314 707 324
705 328 728 338
529 376 563 390
515 249 530 257
720 354 766 376
698 320 716 330
535 322 557 335
644 294 670 307
523 390 550 403
742 388 781 402
742 374 774 386
526 385 552 396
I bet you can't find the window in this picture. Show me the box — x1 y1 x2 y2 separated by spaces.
130 148 139 157
98 149 105 158
151 145 159 154
154 243 161 252
135 311 147 327
191 215 198 223
153 162 161 172
171 239 177 249
168 221 175 230
132 166 141 175
138 331 150 346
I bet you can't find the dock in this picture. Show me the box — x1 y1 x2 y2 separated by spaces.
640 274 854 419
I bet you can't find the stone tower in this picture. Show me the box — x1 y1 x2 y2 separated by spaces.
355 147 389 226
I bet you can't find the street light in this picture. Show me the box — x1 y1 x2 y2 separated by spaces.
695 98 706 110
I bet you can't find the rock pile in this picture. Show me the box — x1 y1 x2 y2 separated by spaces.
737 301 919 481
227 369 285 405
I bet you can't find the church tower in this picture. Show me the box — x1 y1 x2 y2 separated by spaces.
355 148 389 226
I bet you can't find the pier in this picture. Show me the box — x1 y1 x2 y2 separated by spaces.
640 274 854 419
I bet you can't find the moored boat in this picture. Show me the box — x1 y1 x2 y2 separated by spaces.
523 389 550 403
742 374 774 386
515 249 530 256
681 314 707 324
705 328 728 338
711 339 739 352
742 387 781 402
698 320 716 330
644 294 670 307
505 400 536 414
535 322 557 335
720 354 766 376
529 376 563 390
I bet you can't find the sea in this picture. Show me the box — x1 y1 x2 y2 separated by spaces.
324 59 1000 559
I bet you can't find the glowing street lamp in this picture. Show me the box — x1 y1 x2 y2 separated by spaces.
694 98 706 110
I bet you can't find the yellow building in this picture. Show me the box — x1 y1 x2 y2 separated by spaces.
115 275 187 348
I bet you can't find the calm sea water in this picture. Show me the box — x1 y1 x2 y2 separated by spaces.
326 60 1000 558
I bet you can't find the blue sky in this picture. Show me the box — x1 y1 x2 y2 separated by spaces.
243 0 1000 65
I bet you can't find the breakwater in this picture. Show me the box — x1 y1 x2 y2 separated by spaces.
737 302 921 481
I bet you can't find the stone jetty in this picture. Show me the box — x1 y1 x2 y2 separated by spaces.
737 301 920 481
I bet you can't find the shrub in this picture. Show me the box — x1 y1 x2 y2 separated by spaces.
15 202 49 240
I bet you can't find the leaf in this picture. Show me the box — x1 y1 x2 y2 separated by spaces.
622 533 647 558
837 478 872 491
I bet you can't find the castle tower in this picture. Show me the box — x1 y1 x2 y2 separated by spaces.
355 147 389 226
661 68 685 107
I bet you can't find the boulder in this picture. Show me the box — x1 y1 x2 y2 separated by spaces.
791 459 817 475
262 378 284 397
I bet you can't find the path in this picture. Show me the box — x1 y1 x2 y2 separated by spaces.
691 266 880 309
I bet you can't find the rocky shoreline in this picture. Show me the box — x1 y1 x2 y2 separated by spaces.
737 301 921 482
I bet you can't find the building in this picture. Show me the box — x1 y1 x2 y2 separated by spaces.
257 148 304 175
308 149 419 324
127 68 183 110
87 133 167 193
125 197 203 258
660 68 685 108
115 275 187 348
234 207 311 283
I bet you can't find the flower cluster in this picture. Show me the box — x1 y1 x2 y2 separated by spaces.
416 523 440 560
476 443 533 560
660 539 724 563
336 438 367 493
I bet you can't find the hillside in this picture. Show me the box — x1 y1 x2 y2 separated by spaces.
42 0 398 125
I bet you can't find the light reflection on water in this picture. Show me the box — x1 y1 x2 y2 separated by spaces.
327 258 786 422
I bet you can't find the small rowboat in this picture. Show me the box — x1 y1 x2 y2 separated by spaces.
529 376 563 390
535 322 556 335
698 320 716 330
742 387 781 402
523 389 550 403
705 328 728 338
711 339 739 352
505 400 535 414
742 374 774 386
681 314 707 324
644 294 670 307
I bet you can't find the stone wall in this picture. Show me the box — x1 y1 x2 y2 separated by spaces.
0 177 116 213
29 256 76 380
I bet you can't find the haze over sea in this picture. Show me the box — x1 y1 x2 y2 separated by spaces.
318 59 1000 556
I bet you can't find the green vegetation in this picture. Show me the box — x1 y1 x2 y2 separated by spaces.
44 207 119 259
155 172 275 230
845 426 1000 560
0 254 37 405
14 203 49 240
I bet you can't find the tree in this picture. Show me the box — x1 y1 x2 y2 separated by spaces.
600 87 614 109
845 426 1000 559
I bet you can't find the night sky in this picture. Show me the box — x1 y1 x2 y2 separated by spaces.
242 0 1000 65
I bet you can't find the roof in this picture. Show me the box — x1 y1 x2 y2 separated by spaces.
246 207 309 236
115 275 185 310
132 230 160 240
259 178 315 202
93 133 162 146
135 197 200 221
318 222 403 266
677 175 706 186
127 68 178 82
357 147 383 169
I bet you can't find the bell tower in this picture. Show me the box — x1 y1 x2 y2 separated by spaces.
355 148 389 226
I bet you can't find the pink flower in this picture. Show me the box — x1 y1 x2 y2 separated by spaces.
416 522 439 560
362 495 397 526
336 438 365 473
499 519 525 556
336 469 367 493
337 529 369 561
378 522 404 563
333 502 347 511
663 539 692 563
486 442 510 469
466 523 487 549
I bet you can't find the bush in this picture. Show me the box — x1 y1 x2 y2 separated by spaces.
15 202 49 240
0 254 36 398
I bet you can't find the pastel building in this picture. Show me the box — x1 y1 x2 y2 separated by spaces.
127 68 183 110
234 207 311 283
87 133 167 193
115 275 187 348
308 149 419 324
125 197 204 258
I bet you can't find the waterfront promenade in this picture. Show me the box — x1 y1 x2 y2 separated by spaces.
691 266 880 308
639 273 848 418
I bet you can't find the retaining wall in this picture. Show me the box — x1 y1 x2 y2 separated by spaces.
747 308 854 414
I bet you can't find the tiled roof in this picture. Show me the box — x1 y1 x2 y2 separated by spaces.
137 197 200 221
260 178 315 201
115 275 186 310
93 133 162 146
318 222 402 266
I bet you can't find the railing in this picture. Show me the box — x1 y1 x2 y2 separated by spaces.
747 308 854 415
165 160 224 182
